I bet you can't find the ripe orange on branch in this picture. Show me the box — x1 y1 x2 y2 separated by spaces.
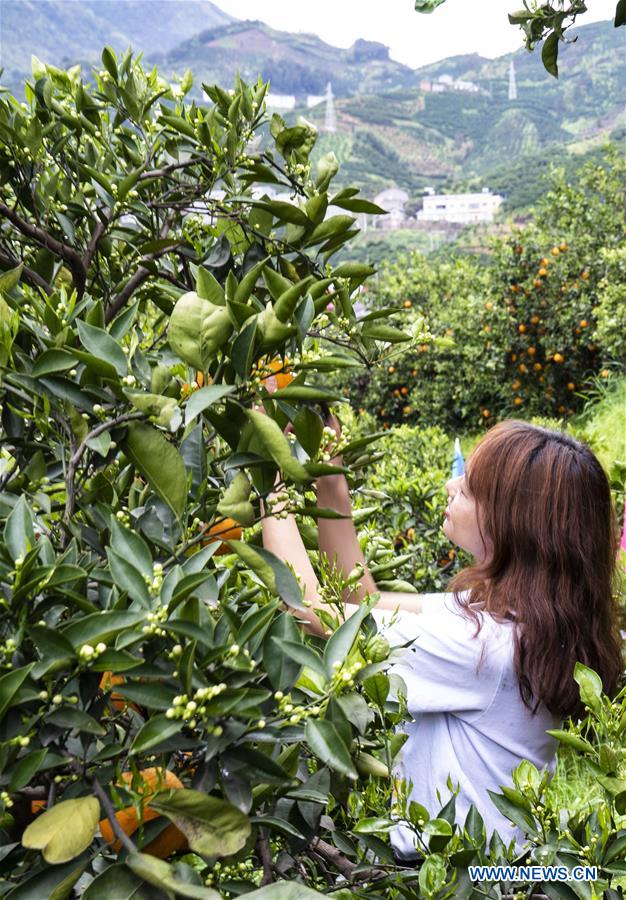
201 518 243 554
255 356 294 391
99 768 186 856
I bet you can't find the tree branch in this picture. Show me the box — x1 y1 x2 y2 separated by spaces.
91 778 136 854
310 838 356 880
0 201 87 297
0 249 52 295
105 264 151 324
63 412 143 523
256 833 275 886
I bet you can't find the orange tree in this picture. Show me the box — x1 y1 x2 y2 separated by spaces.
350 146 625 431
3 49 626 900
0 49 423 896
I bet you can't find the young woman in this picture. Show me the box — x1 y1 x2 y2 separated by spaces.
261 415 624 856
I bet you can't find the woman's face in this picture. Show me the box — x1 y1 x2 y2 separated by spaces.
443 470 492 562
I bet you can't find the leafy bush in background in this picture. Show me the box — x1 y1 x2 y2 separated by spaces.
349 147 625 431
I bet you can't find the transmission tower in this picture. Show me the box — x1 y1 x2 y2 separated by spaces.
508 60 518 101
323 82 336 133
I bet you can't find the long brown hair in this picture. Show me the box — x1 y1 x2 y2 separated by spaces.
450 420 623 721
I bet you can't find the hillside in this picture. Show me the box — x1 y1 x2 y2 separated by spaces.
298 20 624 201
0 0 233 88
158 21 420 96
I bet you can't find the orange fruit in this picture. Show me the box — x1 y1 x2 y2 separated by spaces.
533 363 542 371
579 319 588 328
540 257 550 267
567 382 575 391
538 267 548 277
400 386 409 396
533 279 543 289
518 363 528 374
530 315 540 325
601 369 610 378
143 823 189 859
510 284 519 293
527 347 536 356
551 247 560 256
510 353 517 362
518 324 527 334
259 357 294 392
485 302 493 310
202 518 243 554
393 388 400 397
552 353 564 364
559 243 568 252
99 768 185 855
100 672 129 713
514 397 523 406
403 300 412 309
196 371 204 387
402 405 412 415
387 365 396 374
411 369 417 376
581 269 590 280
482 409 490 418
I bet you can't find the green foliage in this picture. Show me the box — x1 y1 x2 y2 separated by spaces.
0 49 416 895
351 147 626 430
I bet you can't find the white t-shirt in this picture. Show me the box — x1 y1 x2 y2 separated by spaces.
371 592 561 856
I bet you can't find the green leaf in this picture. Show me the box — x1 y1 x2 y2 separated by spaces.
76 320 127 376
46 707 106 735
107 549 151 606
324 602 370 676
263 612 303 690
32 349 80 377
169 291 233 370
62 610 145 649
22 796 100 864
545 729 593 753
269 385 343 402
249 815 305 840
354 817 395 833
217 471 255 526
361 321 411 343
332 261 376 278
10 748 48 791
0 664 34 720
196 267 225 306
123 390 180 430
4 495 35 562
331 197 386 215
131 715 183 754
304 719 358 780
149 789 251 858
573 663 603 714
125 854 220 899
101 46 118 80
82 864 169 900
5 856 88 900
227 541 304 609
0 263 23 294
110 517 152 576
293 405 323 458
271 638 326 676
363 673 390 708
414 0 446 10
245 883 325 899
541 31 560 78
184 384 235 427
115 681 176 710
245 409 309 482
315 152 339 192
121 421 187 520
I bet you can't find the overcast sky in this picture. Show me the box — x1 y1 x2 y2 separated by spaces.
211 0 617 68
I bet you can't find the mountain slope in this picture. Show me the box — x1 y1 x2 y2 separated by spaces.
160 21 420 96
0 0 233 86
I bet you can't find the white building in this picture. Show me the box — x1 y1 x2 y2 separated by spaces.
417 189 503 224
453 80 480 93
372 187 409 230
